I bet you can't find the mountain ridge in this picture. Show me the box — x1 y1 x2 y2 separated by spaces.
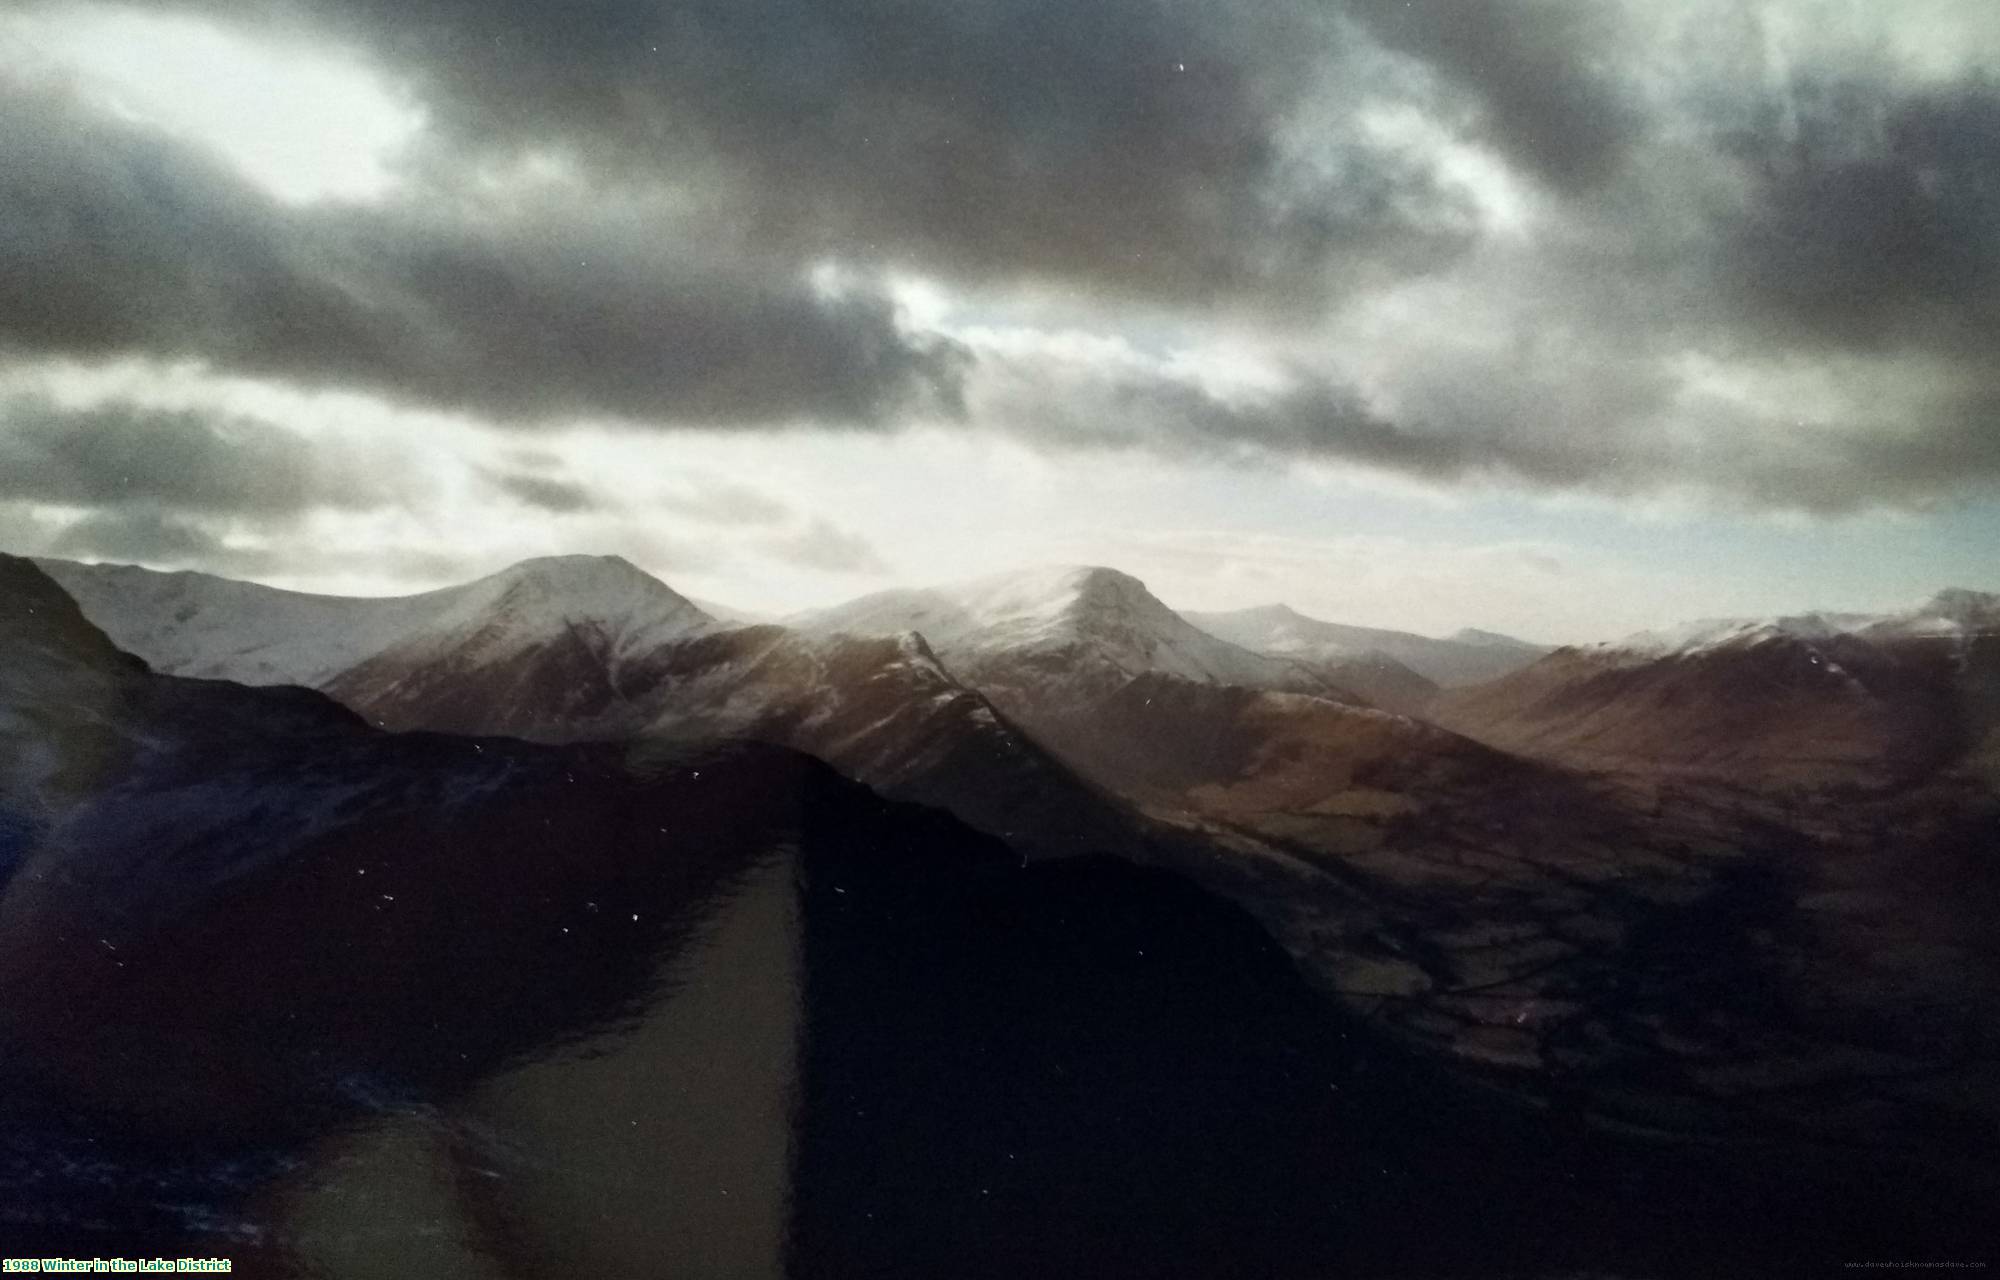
37 553 713 690
37 555 1136 858
1437 591 2000 785
1183 603 1549 688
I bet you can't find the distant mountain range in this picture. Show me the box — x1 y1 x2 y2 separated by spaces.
40 557 1534 839
1436 589 2000 786
790 566 1527 820
9 548 2000 1253
39 555 1130 858
39 553 2000 808
1183 603 1549 691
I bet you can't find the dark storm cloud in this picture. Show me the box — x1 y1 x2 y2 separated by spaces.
975 340 2000 515
45 508 230 563
5 0 1999 520
490 472 597 514
976 354 1630 485
0 396 390 515
1345 0 1642 192
31 507 484 581
0 77 962 428
97 0 1471 306
1717 77 2000 359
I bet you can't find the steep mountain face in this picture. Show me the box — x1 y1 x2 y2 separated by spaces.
40 556 1128 858
1184 603 1549 689
1436 590 2000 786
1 554 372 822
631 625 1141 858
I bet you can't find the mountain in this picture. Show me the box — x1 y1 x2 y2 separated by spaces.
1436 589 2000 786
1056 670 1524 822
628 624 1141 858
689 595 769 624
1179 603 1442 714
319 555 715 738
797 566 1351 703
12 557 2000 1273
1183 603 1548 689
39 554 712 692
790 567 1545 827
40 556 1130 857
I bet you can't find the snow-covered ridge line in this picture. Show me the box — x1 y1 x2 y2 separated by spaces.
37 554 713 689
1594 589 2000 660
792 563 1327 693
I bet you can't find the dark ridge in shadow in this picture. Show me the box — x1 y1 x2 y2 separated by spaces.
789 821 2000 1279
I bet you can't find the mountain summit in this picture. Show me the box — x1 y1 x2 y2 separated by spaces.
796 564 1337 699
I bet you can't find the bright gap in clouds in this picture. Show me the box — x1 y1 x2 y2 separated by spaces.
3 4 423 203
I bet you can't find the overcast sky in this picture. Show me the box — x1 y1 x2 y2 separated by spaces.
2 0 1996 641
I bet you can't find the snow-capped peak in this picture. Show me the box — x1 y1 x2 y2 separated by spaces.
798 564 1316 690
441 555 711 658
1609 614 1866 659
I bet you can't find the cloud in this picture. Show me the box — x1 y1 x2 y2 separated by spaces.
95 0 1471 309
0 75 963 429
766 518 891 575
44 508 232 564
1346 0 1642 193
490 471 596 514
2 2 1997 524
964 323 2000 515
0 395 396 515
659 479 795 527
1715 77 2000 360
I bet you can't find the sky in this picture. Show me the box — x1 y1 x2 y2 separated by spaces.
1 0 1996 642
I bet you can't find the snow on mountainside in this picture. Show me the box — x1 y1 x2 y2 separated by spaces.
38 555 712 689
1436 588 2000 785
1609 613 1887 660
795 565 1336 698
1183 604 1548 688
1595 589 2000 660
